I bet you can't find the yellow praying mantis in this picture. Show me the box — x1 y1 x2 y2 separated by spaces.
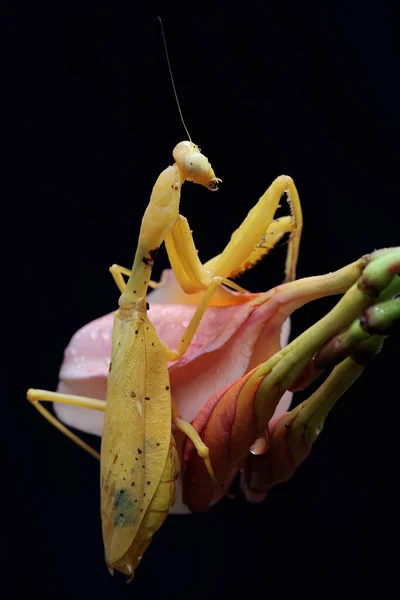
27 19 305 580
27 137 303 578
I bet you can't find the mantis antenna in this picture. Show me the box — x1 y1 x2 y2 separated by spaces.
157 16 192 142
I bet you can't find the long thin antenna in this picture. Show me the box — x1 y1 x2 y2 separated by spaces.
157 16 192 142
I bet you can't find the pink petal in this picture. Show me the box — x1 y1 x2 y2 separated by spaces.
55 280 292 436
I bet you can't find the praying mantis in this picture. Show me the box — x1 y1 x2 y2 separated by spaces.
27 139 304 579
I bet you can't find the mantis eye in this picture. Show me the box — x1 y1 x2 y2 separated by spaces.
183 152 211 180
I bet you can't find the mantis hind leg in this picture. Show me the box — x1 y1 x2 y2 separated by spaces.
27 389 105 459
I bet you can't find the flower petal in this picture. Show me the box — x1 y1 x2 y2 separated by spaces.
54 288 292 435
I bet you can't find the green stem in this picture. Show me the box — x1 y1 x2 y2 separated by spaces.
314 296 400 369
252 248 400 428
287 335 385 452
287 357 364 449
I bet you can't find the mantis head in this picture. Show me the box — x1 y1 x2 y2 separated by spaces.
173 141 222 191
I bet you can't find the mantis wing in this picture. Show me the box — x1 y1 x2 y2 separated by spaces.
101 311 171 567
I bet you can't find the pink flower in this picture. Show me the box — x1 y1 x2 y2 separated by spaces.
54 270 292 512
53 255 369 512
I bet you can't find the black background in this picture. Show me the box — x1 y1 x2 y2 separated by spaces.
4 5 399 598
